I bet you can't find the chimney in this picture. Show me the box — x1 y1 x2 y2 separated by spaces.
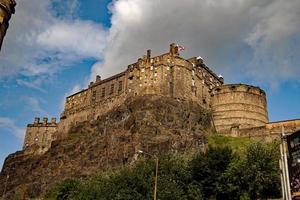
96 75 101 82
147 49 151 62
34 117 40 124
42 117 48 125
51 117 56 124
89 81 94 88
169 43 178 55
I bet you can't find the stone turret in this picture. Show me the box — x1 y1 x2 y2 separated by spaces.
23 117 58 154
0 0 16 51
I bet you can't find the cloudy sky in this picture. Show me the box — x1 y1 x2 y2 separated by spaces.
0 0 300 169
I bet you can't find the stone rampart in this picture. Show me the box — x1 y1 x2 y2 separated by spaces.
211 84 268 132
58 43 224 135
23 117 58 154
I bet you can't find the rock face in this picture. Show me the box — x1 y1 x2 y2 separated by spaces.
0 95 212 199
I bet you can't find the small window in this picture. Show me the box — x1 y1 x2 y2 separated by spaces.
192 79 195 86
101 88 105 97
118 81 123 91
110 84 114 94
92 91 96 101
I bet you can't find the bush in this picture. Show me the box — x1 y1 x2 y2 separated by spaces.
43 139 282 200
44 179 81 200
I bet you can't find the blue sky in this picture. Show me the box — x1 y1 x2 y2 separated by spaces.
0 0 300 169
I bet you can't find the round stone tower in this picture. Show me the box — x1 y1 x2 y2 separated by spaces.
211 84 268 133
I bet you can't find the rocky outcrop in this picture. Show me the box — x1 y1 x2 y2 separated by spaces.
0 95 212 199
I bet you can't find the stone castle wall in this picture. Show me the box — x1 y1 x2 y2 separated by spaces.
23 117 58 154
224 119 300 140
211 84 269 132
58 43 223 136
22 43 299 153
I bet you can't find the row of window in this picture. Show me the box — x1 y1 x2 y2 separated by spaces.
92 81 123 101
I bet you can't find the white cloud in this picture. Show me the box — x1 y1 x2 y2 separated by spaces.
23 97 48 116
0 0 107 82
16 78 47 93
0 117 25 139
91 0 300 87
37 20 107 59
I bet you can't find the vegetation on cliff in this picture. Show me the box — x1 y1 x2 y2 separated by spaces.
44 136 281 200
0 96 212 199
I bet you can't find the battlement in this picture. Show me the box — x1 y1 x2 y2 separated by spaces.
27 117 57 127
23 117 58 153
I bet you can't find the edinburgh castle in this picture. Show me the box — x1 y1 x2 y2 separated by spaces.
22 43 300 154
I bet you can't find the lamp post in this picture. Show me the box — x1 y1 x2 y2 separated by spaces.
137 150 158 200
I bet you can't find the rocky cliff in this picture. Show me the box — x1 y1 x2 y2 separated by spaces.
0 95 212 199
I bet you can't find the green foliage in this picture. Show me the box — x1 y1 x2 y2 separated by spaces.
207 134 252 154
190 146 233 199
44 137 282 200
241 142 281 200
44 179 81 200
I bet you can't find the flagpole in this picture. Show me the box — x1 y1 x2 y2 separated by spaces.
280 145 286 199
282 126 292 200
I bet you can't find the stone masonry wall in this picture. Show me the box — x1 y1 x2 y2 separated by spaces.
23 117 58 154
58 43 223 137
211 84 268 132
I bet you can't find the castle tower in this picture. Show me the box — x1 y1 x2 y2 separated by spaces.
0 0 16 51
211 84 269 134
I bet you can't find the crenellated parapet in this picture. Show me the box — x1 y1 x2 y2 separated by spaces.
23 117 58 154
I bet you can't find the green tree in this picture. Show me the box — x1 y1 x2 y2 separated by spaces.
190 146 233 199
44 179 81 200
242 142 281 200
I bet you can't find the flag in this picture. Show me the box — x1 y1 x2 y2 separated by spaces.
177 44 185 51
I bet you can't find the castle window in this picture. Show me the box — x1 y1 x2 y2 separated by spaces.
110 84 114 94
141 68 145 73
192 79 195 86
92 91 96 101
118 81 123 91
101 88 105 97
167 67 170 70
192 70 195 76
150 66 153 70
150 58 154 63
154 72 157 77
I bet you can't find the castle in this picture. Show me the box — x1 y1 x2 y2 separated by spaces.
0 0 16 51
22 43 300 154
